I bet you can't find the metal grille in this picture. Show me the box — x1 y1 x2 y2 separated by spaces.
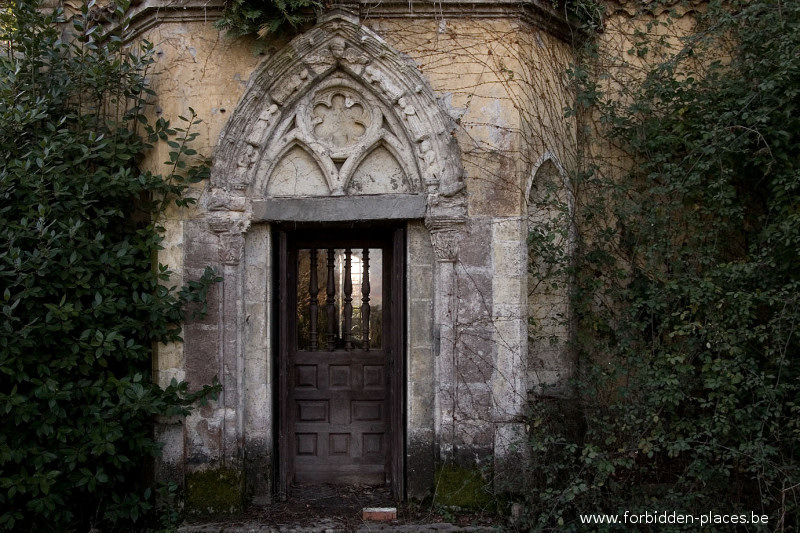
296 248 383 351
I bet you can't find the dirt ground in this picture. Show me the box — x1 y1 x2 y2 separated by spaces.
181 484 508 531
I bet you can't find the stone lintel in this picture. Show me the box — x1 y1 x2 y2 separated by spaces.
252 194 427 222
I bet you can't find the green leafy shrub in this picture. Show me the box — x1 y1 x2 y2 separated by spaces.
525 0 800 530
215 0 323 38
0 1 219 531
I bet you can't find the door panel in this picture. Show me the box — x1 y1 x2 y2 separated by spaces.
292 350 388 484
277 229 404 494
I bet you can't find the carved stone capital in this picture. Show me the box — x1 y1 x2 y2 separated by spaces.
207 216 233 235
208 214 248 233
427 225 462 263
207 187 246 212
207 216 246 266
426 185 468 225
220 233 245 266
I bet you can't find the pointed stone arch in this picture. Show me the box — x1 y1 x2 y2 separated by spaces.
206 10 467 227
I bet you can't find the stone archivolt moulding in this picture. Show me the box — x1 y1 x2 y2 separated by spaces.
207 11 467 233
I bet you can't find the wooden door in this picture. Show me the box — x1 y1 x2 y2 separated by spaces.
277 228 404 497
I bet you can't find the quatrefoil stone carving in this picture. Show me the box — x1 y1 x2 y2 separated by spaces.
311 90 370 149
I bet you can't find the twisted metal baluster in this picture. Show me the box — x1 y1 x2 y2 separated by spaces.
361 248 370 351
309 249 319 351
326 248 336 351
343 249 352 350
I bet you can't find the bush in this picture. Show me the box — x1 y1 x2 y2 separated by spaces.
0 1 219 530
215 0 322 38
525 0 800 530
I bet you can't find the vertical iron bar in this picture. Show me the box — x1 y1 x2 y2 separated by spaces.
361 248 371 350
309 248 318 351
326 248 336 351
343 249 353 350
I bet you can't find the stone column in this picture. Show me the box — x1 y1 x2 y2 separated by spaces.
209 217 246 467
426 221 462 461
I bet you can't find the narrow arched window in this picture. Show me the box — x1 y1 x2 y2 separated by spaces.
526 157 574 397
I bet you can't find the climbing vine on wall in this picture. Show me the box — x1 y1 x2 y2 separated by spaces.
522 0 800 530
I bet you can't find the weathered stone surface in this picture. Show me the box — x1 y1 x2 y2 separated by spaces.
244 441 272 506
186 407 223 465
141 1 579 508
154 419 185 485
348 147 410 194
454 382 493 422
184 324 220 388
407 220 434 265
454 327 494 383
408 380 435 429
253 194 426 222
408 265 434 298
455 269 493 325
493 422 528 493
406 428 436 500
266 147 330 196
457 220 492 268
409 305 435 349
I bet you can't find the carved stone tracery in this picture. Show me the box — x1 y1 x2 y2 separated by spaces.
208 11 467 234
311 89 369 149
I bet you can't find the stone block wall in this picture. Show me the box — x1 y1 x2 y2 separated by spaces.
113 0 579 508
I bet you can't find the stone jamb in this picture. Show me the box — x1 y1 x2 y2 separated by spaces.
241 224 272 504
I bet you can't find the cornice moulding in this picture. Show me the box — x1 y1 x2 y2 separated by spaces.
362 1 579 42
99 0 225 41
102 0 576 43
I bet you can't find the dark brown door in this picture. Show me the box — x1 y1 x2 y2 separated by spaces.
277 228 404 497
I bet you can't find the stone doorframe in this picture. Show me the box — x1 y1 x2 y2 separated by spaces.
182 10 469 502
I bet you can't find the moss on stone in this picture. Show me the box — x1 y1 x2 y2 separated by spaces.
186 468 243 516
433 464 494 509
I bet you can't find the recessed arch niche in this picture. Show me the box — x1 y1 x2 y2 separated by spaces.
525 152 575 396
